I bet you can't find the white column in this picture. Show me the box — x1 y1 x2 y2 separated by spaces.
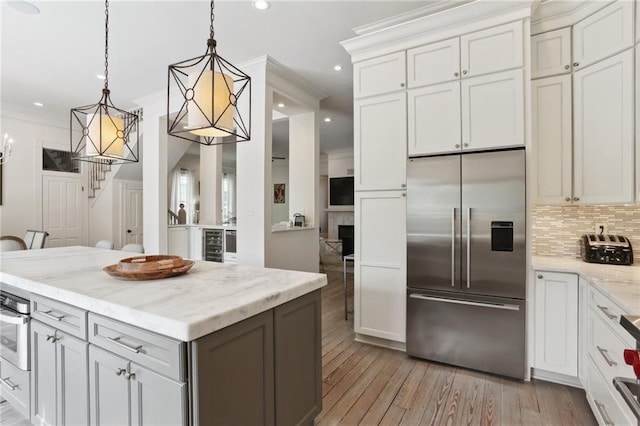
288 112 318 226
199 144 223 225
141 103 168 254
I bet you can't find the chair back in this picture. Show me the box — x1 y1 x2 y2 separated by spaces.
24 230 48 249
0 236 27 252
95 240 114 250
121 243 144 253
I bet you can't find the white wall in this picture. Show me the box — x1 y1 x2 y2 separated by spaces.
199 144 223 225
328 151 354 177
272 160 289 224
0 111 81 240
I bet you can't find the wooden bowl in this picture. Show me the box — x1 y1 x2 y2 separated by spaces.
104 260 194 281
117 255 185 272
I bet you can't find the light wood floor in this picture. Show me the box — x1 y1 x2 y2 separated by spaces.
0 261 597 426
317 263 597 426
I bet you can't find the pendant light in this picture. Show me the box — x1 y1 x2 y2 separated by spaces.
70 0 139 164
168 0 251 146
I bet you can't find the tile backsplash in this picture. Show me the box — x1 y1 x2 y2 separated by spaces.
532 205 640 259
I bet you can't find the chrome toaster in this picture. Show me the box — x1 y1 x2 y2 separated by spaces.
581 234 634 265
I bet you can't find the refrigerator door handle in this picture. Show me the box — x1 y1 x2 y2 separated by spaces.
451 207 456 287
409 294 521 311
466 207 471 288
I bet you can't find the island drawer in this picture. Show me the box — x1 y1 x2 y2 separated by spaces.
588 285 634 347
0 358 30 420
31 294 87 339
88 313 186 382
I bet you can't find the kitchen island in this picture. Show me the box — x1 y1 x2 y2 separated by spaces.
0 246 327 425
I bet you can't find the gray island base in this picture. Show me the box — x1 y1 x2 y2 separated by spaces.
0 246 326 425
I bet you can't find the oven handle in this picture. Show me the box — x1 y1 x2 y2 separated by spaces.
0 309 28 325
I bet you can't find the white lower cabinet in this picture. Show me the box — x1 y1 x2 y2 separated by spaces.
167 226 190 259
31 319 89 426
534 271 578 377
354 191 406 343
0 358 30 420
89 345 187 426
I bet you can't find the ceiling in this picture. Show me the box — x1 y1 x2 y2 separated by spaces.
1 0 429 155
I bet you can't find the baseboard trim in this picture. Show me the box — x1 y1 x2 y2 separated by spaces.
532 368 583 388
355 333 406 352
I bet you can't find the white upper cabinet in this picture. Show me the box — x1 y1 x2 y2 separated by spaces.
531 27 572 79
460 21 524 78
353 52 406 99
461 68 524 151
573 49 634 204
573 1 634 70
532 75 573 205
408 81 461 156
354 92 407 191
407 38 460 88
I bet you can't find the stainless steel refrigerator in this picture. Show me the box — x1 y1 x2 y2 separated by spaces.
406 148 526 379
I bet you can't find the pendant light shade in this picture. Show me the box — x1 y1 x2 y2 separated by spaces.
168 2 251 146
70 1 139 164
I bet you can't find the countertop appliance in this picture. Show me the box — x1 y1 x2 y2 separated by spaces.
406 148 526 379
614 315 640 425
581 234 634 265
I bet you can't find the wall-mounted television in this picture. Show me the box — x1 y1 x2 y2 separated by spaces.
329 176 354 207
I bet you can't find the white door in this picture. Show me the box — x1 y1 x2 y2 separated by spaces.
461 68 524 151
573 49 634 204
353 51 406 99
460 20 523 78
408 81 461 156
532 75 572 205
355 190 406 343
354 92 407 191
42 174 85 248
124 187 143 246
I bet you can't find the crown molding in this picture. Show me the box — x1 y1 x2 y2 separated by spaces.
531 0 614 34
341 1 533 63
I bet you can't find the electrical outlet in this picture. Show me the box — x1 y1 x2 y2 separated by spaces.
595 223 608 235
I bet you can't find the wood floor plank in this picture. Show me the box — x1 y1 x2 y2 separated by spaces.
399 360 444 425
418 363 457 426
454 369 486 426
380 404 407 426
480 375 502 426
359 357 415 425
323 342 375 386
393 361 429 409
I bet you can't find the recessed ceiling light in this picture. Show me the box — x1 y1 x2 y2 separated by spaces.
33 102 44 107
277 103 285 108
253 0 270 10
334 65 343 71
96 74 106 80
324 117 331 123
7 0 40 15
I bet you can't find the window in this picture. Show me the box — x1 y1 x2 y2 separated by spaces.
42 148 80 173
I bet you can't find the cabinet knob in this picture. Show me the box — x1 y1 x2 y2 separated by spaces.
46 334 59 344
401 193 406 197
125 372 136 381
454 72 459 77
565 197 571 202
573 197 580 201
455 144 460 148
463 143 469 148
115 368 126 376
564 64 570 70
400 82 405 88
573 62 579 67
401 184 406 188
462 70 468 75
537 274 543 279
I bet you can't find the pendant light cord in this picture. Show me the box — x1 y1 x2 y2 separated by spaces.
104 0 109 90
209 0 215 42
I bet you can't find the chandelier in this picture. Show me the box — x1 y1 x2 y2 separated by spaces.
167 0 251 146
0 134 14 165
70 0 139 164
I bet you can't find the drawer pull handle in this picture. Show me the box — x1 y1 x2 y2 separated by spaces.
597 305 617 320
595 400 614 426
107 336 142 354
0 377 17 391
597 346 617 366
40 310 65 322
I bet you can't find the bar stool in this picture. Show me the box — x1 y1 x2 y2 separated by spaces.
343 253 355 320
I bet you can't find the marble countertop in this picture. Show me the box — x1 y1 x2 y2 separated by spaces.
532 256 640 314
168 224 237 230
0 246 326 341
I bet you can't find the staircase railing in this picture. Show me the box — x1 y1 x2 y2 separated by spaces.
168 209 179 225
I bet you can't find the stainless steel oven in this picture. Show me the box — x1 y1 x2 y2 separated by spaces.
0 287 30 371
